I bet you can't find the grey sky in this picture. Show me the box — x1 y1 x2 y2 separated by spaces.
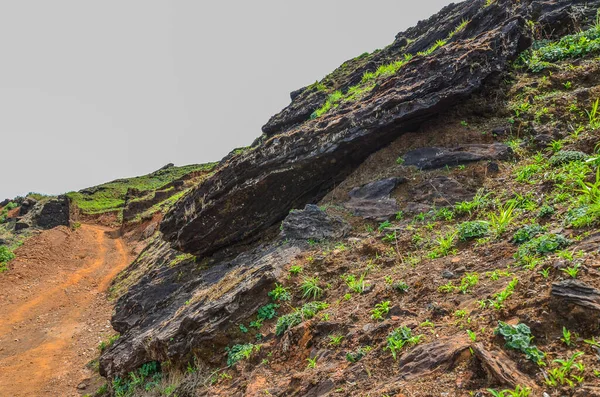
1 1 454 199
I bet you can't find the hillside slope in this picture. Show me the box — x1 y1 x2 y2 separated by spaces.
87 0 600 396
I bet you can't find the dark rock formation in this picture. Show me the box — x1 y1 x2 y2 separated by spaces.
344 177 405 221
402 143 512 170
397 337 470 379
100 237 301 377
409 176 475 207
552 280 600 311
161 0 532 257
472 343 538 391
103 0 600 381
281 204 349 241
18 197 37 216
34 196 70 229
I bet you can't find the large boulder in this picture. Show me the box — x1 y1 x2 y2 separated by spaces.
161 0 535 257
17 196 70 230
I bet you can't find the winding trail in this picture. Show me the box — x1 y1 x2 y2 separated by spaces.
0 224 132 397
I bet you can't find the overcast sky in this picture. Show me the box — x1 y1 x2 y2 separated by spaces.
1 1 455 199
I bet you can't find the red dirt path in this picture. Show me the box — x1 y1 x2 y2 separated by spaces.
0 224 132 397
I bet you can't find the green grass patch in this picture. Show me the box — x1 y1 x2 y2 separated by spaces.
68 163 216 215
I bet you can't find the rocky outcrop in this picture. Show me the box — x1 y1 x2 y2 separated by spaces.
100 235 301 377
552 280 600 311
103 0 600 382
281 205 349 241
161 0 535 257
15 196 70 231
344 177 405 221
402 143 512 170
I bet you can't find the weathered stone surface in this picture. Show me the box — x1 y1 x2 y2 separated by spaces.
348 177 405 200
281 204 349 241
402 143 512 170
472 343 538 391
552 280 600 311
18 196 70 230
161 1 532 257
344 177 405 221
410 176 474 206
100 237 300 377
396 337 470 379
18 198 37 216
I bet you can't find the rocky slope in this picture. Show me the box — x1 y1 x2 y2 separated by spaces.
95 1 600 396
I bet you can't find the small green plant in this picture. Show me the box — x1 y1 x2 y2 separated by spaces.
587 98 600 129
385 326 423 360
428 230 457 258
487 201 517 237
268 283 292 301
544 352 585 387
457 220 489 241
561 263 580 278
98 334 120 353
300 277 323 299
454 190 491 215
328 334 344 346
539 267 551 278
489 277 519 310
226 344 259 367
549 140 564 153
346 346 370 363
289 265 303 276
487 386 531 397
371 301 391 321
467 330 477 342
512 224 545 244
393 281 409 293
495 322 545 366
342 273 369 294
537 204 555 218
306 357 317 369
561 327 573 347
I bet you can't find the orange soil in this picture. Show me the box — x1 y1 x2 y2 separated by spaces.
0 224 132 397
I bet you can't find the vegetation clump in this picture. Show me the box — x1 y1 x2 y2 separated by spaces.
495 322 545 365
521 23 600 72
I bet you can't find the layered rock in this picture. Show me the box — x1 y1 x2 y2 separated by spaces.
161 0 535 257
104 0 600 380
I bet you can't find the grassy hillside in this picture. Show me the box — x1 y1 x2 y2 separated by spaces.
67 163 217 216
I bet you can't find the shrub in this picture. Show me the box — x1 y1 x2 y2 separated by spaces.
495 322 545 365
538 205 555 218
0 246 15 264
549 150 588 166
512 224 545 244
226 343 259 367
457 221 489 241
268 284 291 302
385 326 423 360
565 204 600 227
515 233 570 260
521 24 600 72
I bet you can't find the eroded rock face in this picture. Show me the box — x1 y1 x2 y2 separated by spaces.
16 196 70 231
344 177 405 221
161 0 531 257
281 204 349 241
100 236 301 377
104 0 600 381
402 143 512 170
